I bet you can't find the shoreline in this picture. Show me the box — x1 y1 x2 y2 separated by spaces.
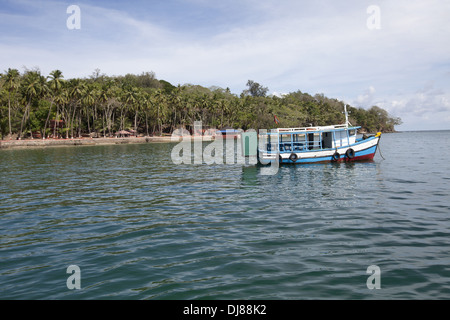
0 130 396 150
0 136 191 150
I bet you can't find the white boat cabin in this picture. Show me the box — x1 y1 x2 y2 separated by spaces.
261 124 360 153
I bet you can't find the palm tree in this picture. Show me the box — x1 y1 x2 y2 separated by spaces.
48 70 64 92
132 89 143 137
99 80 119 137
192 94 203 123
53 86 68 138
2 68 20 138
181 94 194 126
200 94 210 125
219 98 230 128
121 85 137 132
67 79 84 138
44 70 64 138
98 81 110 137
169 91 181 131
19 71 43 139
141 92 153 137
154 89 167 135
81 83 96 136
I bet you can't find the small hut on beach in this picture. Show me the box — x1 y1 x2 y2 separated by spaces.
115 130 132 138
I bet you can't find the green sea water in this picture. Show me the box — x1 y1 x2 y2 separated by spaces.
1 131 450 299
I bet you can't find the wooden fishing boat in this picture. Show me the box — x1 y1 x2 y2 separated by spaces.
257 106 381 164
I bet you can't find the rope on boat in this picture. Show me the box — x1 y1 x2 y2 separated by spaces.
378 143 386 160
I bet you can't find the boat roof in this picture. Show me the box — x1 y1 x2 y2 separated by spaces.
265 124 361 134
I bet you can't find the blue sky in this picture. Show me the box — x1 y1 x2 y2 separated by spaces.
1 0 450 130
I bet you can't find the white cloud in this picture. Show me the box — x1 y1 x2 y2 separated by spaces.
375 83 450 130
355 86 376 106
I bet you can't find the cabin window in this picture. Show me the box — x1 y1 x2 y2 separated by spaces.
279 134 292 152
292 134 306 151
293 133 306 142
334 130 347 147
307 133 321 149
322 132 333 149
280 134 291 143
347 129 356 145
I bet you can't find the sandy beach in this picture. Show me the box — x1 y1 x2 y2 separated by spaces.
0 136 173 149
0 135 219 150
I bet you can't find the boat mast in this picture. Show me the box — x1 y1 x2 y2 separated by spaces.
344 104 351 128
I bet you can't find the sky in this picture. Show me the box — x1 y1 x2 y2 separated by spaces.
1 0 449 131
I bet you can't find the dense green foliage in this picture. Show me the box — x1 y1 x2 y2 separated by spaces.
0 68 401 139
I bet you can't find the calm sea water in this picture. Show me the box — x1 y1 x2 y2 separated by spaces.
1 131 449 300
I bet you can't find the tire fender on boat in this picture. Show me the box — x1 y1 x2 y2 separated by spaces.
289 153 298 162
346 148 355 159
332 152 340 161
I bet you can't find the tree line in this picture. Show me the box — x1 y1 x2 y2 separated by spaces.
0 68 401 140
